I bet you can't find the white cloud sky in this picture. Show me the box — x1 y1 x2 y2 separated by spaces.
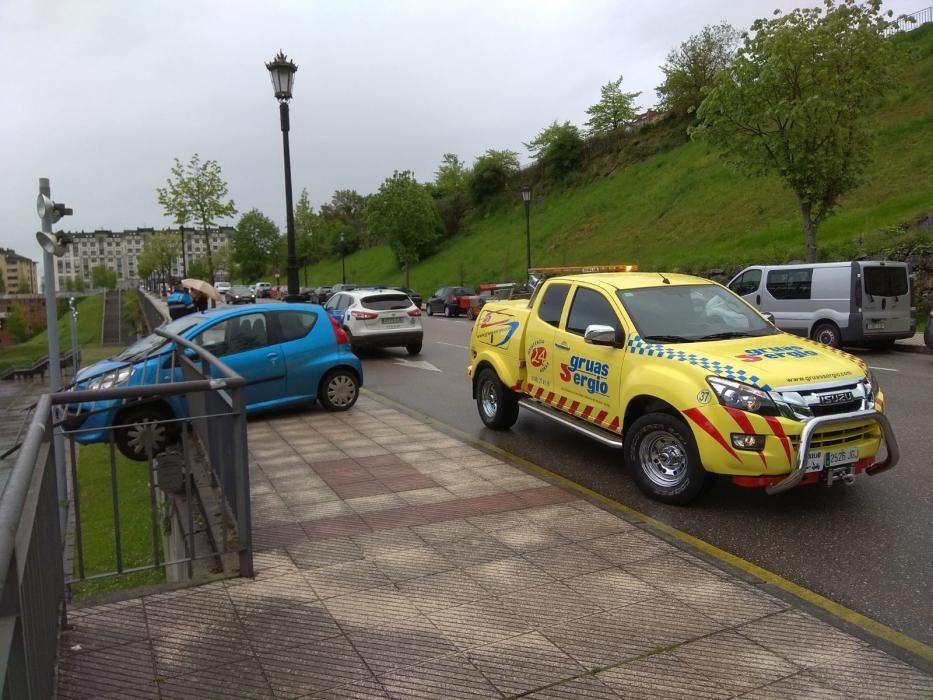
0 0 921 269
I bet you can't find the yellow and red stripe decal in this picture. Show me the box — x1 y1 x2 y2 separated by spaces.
764 416 793 468
517 381 623 434
724 407 767 469
682 407 740 461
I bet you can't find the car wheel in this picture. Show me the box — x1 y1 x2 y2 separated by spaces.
812 322 841 348
444 304 452 318
406 340 422 355
115 404 180 462
468 306 476 320
344 328 357 353
475 368 519 430
624 413 706 505
426 304 434 316
319 369 359 411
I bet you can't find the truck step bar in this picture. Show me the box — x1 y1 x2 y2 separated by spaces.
518 398 625 449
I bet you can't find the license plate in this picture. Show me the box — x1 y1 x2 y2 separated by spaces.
382 316 403 325
806 447 859 472
866 319 885 330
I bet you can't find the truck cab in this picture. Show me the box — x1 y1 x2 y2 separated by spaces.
468 267 898 504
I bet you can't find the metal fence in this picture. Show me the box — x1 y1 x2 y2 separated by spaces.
0 326 252 699
885 6 932 35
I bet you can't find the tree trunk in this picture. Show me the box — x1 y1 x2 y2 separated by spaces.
800 201 817 263
203 228 214 284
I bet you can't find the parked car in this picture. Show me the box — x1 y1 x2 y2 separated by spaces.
426 286 476 317
297 287 316 302
728 261 914 348
253 281 273 298
214 281 232 294
311 286 333 304
394 287 423 309
66 304 362 460
325 288 422 354
465 283 529 320
925 310 933 352
225 285 256 304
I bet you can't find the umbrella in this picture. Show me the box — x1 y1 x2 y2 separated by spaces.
182 278 223 301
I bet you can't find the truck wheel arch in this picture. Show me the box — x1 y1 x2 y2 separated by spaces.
623 395 679 434
471 358 518 399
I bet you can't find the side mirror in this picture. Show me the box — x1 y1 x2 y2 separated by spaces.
584 324 625 348
762 312 776 324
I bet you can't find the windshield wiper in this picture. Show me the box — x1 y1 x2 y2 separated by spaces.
640 334 695 344
696 331 758 340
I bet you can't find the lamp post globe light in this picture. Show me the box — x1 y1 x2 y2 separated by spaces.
521 186 532 274
266 50 300 301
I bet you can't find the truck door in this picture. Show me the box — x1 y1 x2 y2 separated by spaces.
552 284 625 427
763 267 813 335
728 268 762 306
860 263 911 337
524 282 571 397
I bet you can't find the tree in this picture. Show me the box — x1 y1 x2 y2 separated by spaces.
364 171 442 287
319 189 370 249
433 153 469 196
468 149 520 204
585 76 641 135
658 23 740 117
0 276 5 293
139 232 181 290
6 304 28 343
694 0 898 262
294 189 323 286
186 257 212 281
525 121 586 179
231 210 281 282
156 154 237 283
91 265 117 290
212 242 234 281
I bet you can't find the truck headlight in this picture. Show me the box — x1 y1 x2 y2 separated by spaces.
707 376 778 416
87 367 133 391
866 371 880 404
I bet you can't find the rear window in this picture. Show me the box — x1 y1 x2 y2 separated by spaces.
455 288 476 296
274 310 317 342
864 266 908 297
361 293 411 310
537 283 571 327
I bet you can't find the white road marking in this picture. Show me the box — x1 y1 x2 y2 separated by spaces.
868 366 899 372
393 358 442 372
435 341 469 350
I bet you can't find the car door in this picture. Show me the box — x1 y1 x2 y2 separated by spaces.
268 308 325 404
191 311 287 409
764 268 813 335
524 282 571 398
552 284 624 424
325 293 350 326
860 263 911 336
728 268 763 306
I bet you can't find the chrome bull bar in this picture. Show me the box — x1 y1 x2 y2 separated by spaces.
765 409 899 495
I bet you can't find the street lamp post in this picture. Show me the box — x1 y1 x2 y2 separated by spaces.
340 232 346 284
266 50 300 302
521 186 532 273
179 225 187 277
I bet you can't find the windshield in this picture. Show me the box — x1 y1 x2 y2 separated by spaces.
616 284 778 343
114 316 202 361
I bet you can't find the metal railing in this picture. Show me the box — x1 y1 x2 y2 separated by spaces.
884 6 932 35
0 326 253 699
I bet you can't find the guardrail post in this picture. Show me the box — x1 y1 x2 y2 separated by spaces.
231 384 253 578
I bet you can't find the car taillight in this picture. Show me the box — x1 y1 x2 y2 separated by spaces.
407 308 422 316
328 314 349 345
350 310 379 320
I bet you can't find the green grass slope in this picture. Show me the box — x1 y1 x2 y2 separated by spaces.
304 25 933 298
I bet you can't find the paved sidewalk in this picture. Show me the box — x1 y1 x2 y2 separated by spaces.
57 395 933 699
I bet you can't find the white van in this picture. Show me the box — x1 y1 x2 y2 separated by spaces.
727 261 915 347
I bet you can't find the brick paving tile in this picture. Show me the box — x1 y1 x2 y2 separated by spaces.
347 493 410 513
398 486 458 506
312 678 391 699
367 464 426 480
157 657 275 699
464 556 555 596
240 601 343 653
434 533 517 568
356 454 405 468
59 602 148 653
543 511 636 542
523 543 613 581
461 492 526 514
429 598 533 650
524 675 624 699
320 466 376 486
150 626 253 678
57 640 157 699
361 505 430 529
311 457 363 473
332 479 395 499
251 547 300 573
669 630 799 695
380 474 439 492
514 486 578 507
303 559 393 599
323 585 425 632
398 569 492 616
278 487 341 506
253 522 311 550
466 631 586 697
377 654 501 699
563 568 657 610
224 571 318 616
597 653 732 699
445 481 506 498
737 609 867 668
500 580 604 628
520 503 583 523
352 527 427 556
372 545 456 582
741 671 849 700
301 513 372 540
348 615 458 676
412 519 483 544
491 523 571 553
466 510 536 533
258 636 374 697
580 531 676 566
287 537 365 569
417 499 485 522
289 500 355 521
807 646 933 699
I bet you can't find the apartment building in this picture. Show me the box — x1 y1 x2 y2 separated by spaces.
54 227 233 289
0 248 39 294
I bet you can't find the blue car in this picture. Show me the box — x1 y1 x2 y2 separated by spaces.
68 303 363 460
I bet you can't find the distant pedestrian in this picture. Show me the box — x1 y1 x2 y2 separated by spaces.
166 280 195 319
192 290 209 313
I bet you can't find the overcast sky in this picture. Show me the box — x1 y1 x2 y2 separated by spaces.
0 0 920 270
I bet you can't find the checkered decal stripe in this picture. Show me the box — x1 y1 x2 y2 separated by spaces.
626 335 772 391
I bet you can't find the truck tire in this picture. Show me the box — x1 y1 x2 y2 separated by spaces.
812 322 841 348
475 368 519 430
624 413 707 505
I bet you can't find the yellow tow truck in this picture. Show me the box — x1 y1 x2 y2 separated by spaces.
467 266 899 504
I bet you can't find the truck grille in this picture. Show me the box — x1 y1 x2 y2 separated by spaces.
790 424 879 450
810 399 863 416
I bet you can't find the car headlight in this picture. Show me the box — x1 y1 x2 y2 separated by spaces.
707 376 778 415
866 371 880 403
87 367 133 391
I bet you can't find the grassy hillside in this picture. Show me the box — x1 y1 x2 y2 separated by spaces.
304 24 933 298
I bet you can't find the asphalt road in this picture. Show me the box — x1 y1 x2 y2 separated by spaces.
357 314 933 646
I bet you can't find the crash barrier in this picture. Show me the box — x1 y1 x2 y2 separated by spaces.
0 349 80 382
884 6 932 35
138 290 168 332
0 327 252 699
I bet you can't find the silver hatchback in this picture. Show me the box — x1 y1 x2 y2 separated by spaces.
325 289 423 355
